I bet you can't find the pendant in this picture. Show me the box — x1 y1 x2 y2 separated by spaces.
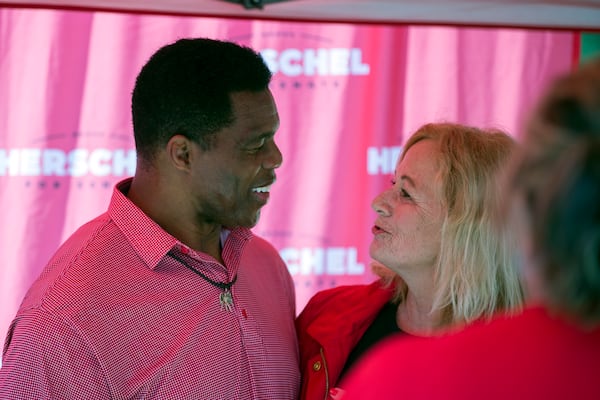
220 289 234 311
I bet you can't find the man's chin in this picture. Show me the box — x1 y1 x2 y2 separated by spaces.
248 210 261 227
234 210 261 229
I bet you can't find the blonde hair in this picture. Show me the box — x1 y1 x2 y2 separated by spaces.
386 123 524 326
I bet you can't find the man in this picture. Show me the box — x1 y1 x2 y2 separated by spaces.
0 38 300 399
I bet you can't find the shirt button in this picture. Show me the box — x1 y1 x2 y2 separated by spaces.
312 361 322 372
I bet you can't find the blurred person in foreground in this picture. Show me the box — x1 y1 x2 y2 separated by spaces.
342 57 600 400
0 38 300 399
296 122 524 399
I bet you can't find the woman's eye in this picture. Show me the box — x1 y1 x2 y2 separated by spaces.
401 189 411 199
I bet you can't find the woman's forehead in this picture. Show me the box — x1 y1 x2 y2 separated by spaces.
396 139 441 177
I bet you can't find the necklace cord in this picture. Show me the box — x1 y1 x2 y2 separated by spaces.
167 252 237 290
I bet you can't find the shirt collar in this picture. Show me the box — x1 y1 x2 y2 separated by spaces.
108 178 177 270
108 178 254 270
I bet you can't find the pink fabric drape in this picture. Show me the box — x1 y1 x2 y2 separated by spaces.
0 7 575 346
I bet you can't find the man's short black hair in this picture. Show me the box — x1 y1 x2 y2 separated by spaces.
131 38 273 163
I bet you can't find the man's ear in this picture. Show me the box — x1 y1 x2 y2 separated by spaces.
166 134 192 171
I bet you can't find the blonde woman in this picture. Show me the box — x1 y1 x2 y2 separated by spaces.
296 122 523 400
342 58 600 400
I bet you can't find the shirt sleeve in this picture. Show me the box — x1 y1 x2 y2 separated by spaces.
0 309 111 399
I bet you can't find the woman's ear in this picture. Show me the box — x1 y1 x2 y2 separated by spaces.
166 134 192 171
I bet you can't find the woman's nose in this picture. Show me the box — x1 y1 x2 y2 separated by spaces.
371 191 391 216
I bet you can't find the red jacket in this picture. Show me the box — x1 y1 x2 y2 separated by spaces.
342 307 600 399
296 280 394 400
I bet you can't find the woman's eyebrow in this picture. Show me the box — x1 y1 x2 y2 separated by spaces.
399 175 416 189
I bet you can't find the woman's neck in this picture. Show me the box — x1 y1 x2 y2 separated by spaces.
394 270 448 337
396 295 443 337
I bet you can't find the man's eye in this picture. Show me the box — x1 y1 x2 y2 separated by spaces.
401 189 411 199
247 139 266 153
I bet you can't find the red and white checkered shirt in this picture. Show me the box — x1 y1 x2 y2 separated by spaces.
0 178 300 399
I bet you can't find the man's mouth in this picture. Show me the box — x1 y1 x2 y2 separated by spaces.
252 185 272 194
251 183 273 204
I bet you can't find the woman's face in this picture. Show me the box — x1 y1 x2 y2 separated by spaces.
370 139 446 276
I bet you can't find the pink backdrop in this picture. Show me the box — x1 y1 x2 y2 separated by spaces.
0 7 575 346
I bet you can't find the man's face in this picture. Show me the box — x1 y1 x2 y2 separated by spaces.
189 89 282 228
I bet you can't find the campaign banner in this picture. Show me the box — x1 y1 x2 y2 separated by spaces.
0 6 575 346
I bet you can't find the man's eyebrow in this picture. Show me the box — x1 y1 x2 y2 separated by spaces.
252 131 276 141
241 131 274 147
258 131 276 138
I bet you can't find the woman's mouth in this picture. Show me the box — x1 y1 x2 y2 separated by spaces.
372 225 386 235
